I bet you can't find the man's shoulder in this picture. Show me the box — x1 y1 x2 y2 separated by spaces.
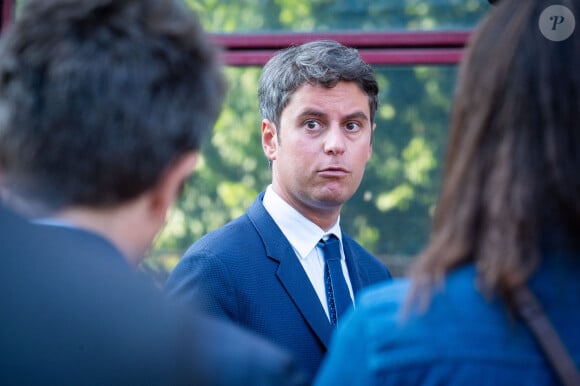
185 196 279 255
187 211 259 251
0 207 200 385
341 232 374 256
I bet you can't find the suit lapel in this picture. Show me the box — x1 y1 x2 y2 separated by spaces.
342 237 365 296
275 253 334 347
247 194 334 348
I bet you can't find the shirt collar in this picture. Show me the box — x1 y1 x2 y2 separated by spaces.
263 185 342 259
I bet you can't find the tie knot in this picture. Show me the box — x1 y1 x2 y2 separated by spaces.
318 234 341 262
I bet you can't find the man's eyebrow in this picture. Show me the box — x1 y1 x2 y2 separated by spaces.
296 110 369 121
296 109 326 119
345 111 370 121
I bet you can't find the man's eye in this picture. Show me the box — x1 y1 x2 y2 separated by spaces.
346 122 361 132
305 120 320 130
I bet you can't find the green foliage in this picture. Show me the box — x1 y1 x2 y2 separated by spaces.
143 0 492 279
187 0 490 32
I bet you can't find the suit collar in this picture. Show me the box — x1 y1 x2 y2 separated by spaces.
262 186 343 259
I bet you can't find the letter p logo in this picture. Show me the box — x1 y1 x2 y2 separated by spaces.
539 5 575 41
551 15 565 30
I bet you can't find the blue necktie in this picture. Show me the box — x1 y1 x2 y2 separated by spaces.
318 234 352 325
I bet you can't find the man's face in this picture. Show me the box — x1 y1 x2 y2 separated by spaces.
263 81 374 223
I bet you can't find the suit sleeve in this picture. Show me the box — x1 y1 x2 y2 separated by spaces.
164 249 240 321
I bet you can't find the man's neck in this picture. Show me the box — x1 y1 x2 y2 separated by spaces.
53 200 151 267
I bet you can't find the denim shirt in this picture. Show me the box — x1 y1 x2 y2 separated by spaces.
315 253 580 386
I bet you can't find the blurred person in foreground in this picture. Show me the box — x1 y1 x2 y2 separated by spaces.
165 39 392 382
316 0 580 384
0 0 306 384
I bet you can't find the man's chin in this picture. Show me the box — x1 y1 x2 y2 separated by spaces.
314 189 352 208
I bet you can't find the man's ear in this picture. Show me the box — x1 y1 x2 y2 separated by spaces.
150 152 198 220
261 119 278 162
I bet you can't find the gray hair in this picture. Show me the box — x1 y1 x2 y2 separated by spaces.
258 40 379 129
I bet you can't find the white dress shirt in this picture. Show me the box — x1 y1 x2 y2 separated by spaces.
262 185 354 320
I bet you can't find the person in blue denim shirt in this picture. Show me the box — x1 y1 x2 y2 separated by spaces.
315 0 580 384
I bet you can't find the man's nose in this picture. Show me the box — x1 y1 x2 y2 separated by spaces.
323 125 346 155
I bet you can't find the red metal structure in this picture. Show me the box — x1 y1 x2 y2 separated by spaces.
1 0 14 31
214 31 468 65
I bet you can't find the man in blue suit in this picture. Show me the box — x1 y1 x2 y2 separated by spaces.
0 0 306 384
165 40 392 381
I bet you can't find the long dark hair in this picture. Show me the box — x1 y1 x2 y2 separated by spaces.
410 0 580 304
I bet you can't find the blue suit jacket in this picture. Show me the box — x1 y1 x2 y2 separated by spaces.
0 204 307 386
165 192 392 380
